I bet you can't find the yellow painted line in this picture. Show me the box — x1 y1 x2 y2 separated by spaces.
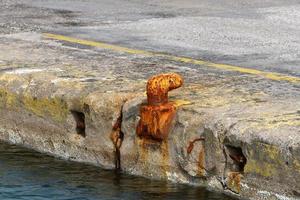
173 99 192 108
43 33 300 83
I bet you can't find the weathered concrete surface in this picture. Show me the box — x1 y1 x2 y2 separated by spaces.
2 0 300 76
0 33 299 200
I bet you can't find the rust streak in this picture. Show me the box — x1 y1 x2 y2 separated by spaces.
198 145 206 176
227 172 243 194
110 108 124 171
187 137 205 154
161 140 170 177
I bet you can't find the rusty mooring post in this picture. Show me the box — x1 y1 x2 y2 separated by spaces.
136 73 183 141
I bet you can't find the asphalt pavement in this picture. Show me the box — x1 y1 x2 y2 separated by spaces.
1 0 300 77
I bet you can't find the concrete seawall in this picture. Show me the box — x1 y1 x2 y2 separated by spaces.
0 33 299 200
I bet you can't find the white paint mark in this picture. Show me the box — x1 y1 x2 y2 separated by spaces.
6 68 44 74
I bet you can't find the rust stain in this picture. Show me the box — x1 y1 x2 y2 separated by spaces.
137 138 149 169
136 73 183 141
137 137 170 178
198 145 206 176
161 140 170 177
227 172 243 193
187 137 205 154
110 109 124 170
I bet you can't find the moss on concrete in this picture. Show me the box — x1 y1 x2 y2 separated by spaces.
23 94 69 122
0 87 68 122
0 88 18 109
245 159 277 177
244 143 284 177
293 159 300 173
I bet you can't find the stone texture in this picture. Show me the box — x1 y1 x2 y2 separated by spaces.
0 33 299 200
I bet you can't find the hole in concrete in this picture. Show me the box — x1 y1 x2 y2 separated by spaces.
225 145 247 173
83 103 90 115
293 190 300 197
71 110 86 137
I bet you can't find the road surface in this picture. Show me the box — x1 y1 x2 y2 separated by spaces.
1 0 300 77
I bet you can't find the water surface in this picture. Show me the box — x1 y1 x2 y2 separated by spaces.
0 142 235 200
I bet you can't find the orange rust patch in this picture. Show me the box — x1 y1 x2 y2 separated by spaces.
147 73 183 105
137 73 183 141
227 172 243 193
137 103 176 141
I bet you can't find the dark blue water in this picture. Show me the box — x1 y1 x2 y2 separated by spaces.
0 142 235 200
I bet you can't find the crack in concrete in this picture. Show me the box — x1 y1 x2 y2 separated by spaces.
110 104 125 171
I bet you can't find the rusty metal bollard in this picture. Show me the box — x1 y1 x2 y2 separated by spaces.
136 73 183 141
